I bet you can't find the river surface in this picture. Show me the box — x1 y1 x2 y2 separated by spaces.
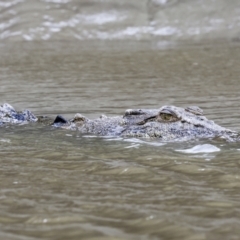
1 41 240 240
1 1 240 240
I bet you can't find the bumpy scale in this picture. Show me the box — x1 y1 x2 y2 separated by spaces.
52 105 239 141
0 103 37 125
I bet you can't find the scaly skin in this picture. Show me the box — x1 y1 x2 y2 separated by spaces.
53 105 239 141
1 103 238 142
0 103 37 125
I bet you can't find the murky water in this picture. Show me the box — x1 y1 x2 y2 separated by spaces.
1 41 240 240
1 1 240 239
1 0 240 42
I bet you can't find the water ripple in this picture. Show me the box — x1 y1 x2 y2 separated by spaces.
0 0 240 42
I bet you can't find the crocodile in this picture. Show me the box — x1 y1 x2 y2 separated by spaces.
0 103 238 142
52 105 239 142
0 103 37 125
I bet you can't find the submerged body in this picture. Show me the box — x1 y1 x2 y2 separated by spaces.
53 105 239 142
0 103 37 125
0 103 238 142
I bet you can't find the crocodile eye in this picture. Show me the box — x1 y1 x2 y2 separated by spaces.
158 108 179 122
160 113 173 121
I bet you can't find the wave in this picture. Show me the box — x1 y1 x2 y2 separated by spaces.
0 0 240 42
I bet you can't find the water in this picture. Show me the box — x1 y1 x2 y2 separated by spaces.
1 0 240 42
1 41 240 240
1 1 240 240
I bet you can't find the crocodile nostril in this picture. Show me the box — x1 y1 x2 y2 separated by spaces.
194 124 203 127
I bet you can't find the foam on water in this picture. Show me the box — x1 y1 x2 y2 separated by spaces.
176 144 221 154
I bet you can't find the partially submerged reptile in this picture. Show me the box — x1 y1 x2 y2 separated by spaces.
52 105 239 142
0 103 238 142
0 103 37 125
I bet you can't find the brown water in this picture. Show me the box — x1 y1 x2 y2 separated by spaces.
2 1 240 239
1 41 240 240
1 0 240 42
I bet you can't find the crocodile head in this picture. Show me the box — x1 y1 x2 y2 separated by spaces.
52 105 236 141
121 105 235 141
